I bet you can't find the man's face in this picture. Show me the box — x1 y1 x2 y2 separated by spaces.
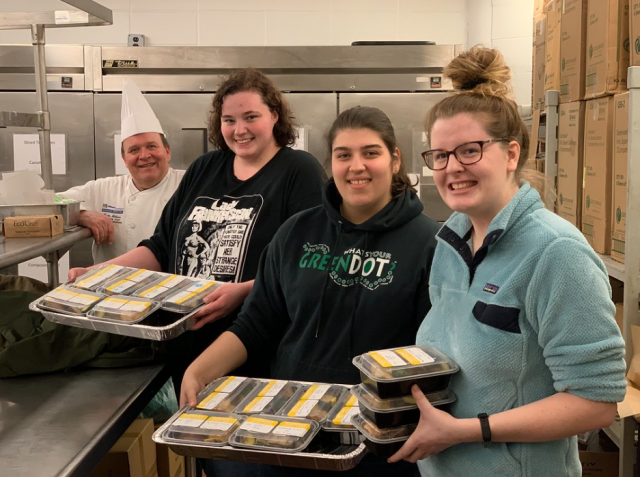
121 132 171 190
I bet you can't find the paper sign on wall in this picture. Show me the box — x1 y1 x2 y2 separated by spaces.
292 127 307 152
13 134 66 175
18 252 70 284
113 134 129 176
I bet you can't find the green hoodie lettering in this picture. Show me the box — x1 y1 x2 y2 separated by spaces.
299 243 396 290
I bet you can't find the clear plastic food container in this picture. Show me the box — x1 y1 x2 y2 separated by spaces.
350 411 416 458
37 286 104 315
164 411 245 446
73 264 133 291
322 393 359 431
196 377 260 413
86 295 160 323
236 380 302 416
353 345 459 399
228 415 320 453
98 269 163 296
162 280 220 313
132 274 195 302
352 384 456 428
278 384 347 422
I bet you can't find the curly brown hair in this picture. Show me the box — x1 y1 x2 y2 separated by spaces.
207 68 298 150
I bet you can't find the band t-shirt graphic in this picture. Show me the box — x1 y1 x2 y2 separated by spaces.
175 194 263 282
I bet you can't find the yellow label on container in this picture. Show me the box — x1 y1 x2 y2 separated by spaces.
106 279 129 291
206 416 237 425
126 269 148 280
345 395 358 407
247 417 278 427
103 297 129 305
173 291 196 304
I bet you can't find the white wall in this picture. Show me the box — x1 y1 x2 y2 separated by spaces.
0 0 533 105
0 0 467 46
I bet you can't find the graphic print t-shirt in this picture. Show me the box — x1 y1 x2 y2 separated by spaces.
175 195 263 282
141 147 326 285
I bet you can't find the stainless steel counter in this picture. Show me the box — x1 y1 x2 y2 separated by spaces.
0 364 169 477
0 226 91 269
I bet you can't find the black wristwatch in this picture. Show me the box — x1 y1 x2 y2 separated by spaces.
478 413 491 447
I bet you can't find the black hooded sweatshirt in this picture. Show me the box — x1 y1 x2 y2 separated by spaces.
228 179 440 384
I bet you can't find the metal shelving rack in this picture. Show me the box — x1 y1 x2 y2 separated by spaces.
543 72 640 476
0 0 111 287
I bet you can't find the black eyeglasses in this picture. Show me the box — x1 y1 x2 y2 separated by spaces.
422 138 510 171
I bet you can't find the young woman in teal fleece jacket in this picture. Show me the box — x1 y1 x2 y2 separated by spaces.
182 106 439 477
388 47 627 477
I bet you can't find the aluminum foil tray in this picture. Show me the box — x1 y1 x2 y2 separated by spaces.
153 412 367 471
29 297 197 341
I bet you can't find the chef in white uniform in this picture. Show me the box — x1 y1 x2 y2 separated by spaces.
60 79 185 264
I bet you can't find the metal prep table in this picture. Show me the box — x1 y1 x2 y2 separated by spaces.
0 364 169 477
0 226 91 287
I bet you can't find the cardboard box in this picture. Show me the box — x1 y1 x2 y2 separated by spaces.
156 444 185 477
582 97 614 253
615 302 624 333
535 0 547 16
631 0 640 65
89 418 158 477
611 92 629 262
545 0 562 92
585 0 630 98
534 13 548 110
3 214 63 238
579 451 619 477
560 0 589 102
557 101 585 227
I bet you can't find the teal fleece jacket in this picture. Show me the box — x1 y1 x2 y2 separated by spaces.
416 184 626 477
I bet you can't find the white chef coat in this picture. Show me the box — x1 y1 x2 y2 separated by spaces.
59 168 185 264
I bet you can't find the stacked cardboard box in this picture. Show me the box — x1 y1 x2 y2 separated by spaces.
89 419 158 477
560 0 589 102
557 101 585 227
632 0 640 65
584 0 630 98
611 92 629 262
533 13 547 110
582 97 615 254
545 0 563 93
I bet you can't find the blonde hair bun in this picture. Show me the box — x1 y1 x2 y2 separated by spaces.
445 46 512 97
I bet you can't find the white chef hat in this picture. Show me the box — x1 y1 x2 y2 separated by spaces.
120 79 164 143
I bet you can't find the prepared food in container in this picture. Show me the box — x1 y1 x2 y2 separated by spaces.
236 380 301 415
98 269 163 296
132 274 194 301
87 295 160 323
196 376 259 413
73 264 133 291
164 411 245 446
322 392 359 431
162 280 220 313
350 412 416 458
229 415 320 453
37 286 104 315
352 384 456 428
353 345 459 399
278 384 347 422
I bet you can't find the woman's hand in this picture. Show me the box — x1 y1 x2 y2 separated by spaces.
180 365 209 408
68 267 90 283
388 385 467 464
191 281 253 331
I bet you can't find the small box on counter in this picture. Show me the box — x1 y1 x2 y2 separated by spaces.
3 214 63 238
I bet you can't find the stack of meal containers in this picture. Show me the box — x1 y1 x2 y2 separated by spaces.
350 345 460 457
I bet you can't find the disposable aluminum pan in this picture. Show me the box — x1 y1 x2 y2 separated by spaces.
153 408 367 471
29 296 197 341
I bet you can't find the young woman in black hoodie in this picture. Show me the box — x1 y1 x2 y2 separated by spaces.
181 106 440 476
